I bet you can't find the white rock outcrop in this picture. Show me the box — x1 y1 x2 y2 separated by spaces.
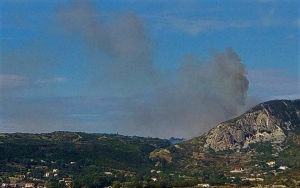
204 99 300 151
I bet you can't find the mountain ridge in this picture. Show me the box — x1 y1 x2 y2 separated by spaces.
203 99 300 151
147 99 300 186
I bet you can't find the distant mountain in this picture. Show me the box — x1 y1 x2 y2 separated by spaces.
169 137 186 145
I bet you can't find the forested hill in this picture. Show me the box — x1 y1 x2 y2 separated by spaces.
0 131 170 171
0 131 171 187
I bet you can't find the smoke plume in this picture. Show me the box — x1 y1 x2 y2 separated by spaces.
57 1 250 137
1 0 252 138
130 48 249 138
56 0 158 95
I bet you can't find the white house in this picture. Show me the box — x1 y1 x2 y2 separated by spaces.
25 183 35 188
230 167 244 173
198 183 210 187
244 177 264 182
267 161 276 167
278 166 288 170
53 169 59 173
104 172 113 175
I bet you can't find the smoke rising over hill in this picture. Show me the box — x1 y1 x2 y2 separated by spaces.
130 48 250 137
1 0 257 138
56 0 251 137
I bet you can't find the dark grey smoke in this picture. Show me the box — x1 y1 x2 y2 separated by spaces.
130 48 249 138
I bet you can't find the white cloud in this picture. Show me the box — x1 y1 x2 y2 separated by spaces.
144 4 299 35
163 17 259 35
35 77 68 84
158 15 298 35
0 74 68 91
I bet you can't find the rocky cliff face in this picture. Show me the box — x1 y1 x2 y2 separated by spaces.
204 99 300 151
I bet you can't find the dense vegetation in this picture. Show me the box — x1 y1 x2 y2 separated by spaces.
1 130 300 187
0 132 176 187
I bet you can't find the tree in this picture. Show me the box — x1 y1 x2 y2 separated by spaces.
112 181 121 188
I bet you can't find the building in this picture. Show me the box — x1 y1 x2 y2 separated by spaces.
44 172 50 177
198 183 210 187
267 161 276 166
104 171 113 175
230 167 244 173
243 177 264 182
25 183 35 188
53 169 59 173
278 166 288 170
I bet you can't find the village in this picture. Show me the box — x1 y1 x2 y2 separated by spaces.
0 158 292 188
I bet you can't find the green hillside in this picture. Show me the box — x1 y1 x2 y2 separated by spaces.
0 132 171 187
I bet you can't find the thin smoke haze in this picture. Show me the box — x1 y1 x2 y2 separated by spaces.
56 0 159 95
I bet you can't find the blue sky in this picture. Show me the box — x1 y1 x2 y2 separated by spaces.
0 0 299 138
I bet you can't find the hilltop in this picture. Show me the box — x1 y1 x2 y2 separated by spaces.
205 99 300 151
151 99 300 186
